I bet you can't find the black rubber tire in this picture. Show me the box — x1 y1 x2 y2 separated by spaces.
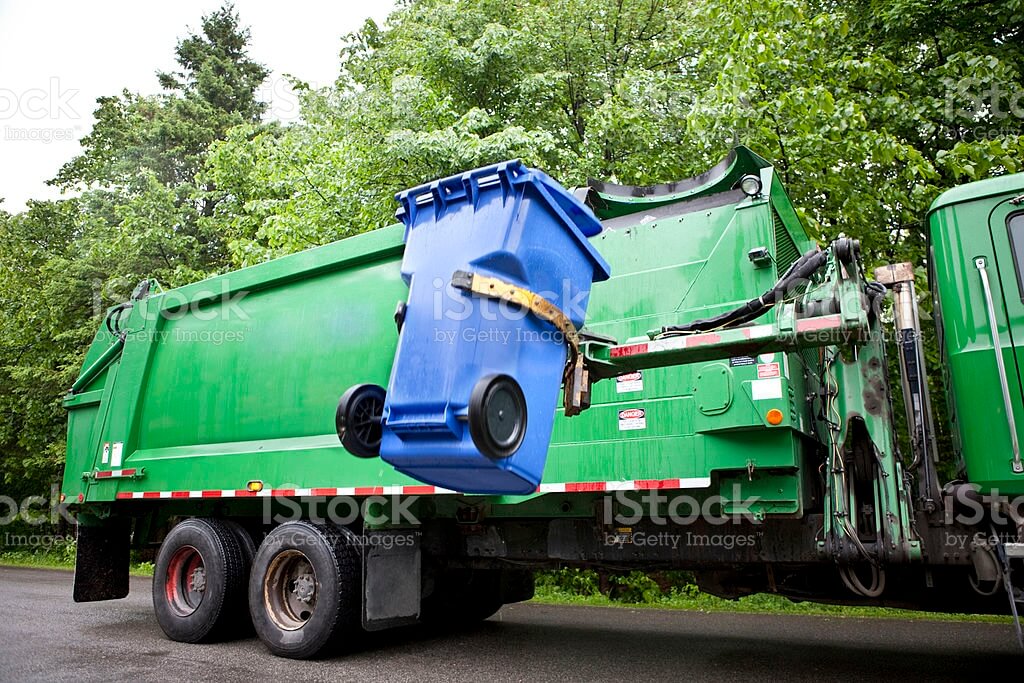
468 374 527 459
221 520 258 635
222 519 258 567
152 518 249 643
249 522 363 659
336 384 386 458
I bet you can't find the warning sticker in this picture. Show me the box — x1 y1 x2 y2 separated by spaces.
757 362 781 379
729 356 755 367
616 371 644 393
618 408 647 431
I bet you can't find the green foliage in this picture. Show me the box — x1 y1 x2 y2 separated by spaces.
0 4 266 491
608 571 664 603
204 0 1023 274
534 567 603 596
532 568 1010 622
0 543 155 576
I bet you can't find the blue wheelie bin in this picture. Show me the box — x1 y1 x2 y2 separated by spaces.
379 160 611 494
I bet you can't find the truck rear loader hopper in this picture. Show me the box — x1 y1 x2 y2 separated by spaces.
63 148 1024 657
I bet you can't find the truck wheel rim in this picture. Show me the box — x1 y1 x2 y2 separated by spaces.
263 549 318 631
165 545 206 616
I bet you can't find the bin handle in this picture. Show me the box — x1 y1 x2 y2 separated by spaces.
451 270 579 347
396 160 526 225
460 159 521 207
975 257 1024 474
451 269 592 416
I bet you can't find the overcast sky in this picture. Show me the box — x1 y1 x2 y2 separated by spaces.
0 0 396 212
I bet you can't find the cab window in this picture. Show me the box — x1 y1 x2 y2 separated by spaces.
1008 213 1024 300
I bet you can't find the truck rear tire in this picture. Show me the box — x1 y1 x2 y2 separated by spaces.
221 520 258 634
152 518 249 643
248 522 362 659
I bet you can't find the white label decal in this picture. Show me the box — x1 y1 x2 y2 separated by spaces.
111 442 123 468
758 353 776 364
101 443 110 464
618 408 647 431
757 362 781 379
616 371 644 393
751 378 783 400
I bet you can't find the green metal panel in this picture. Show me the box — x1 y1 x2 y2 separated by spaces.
587 146 774 219
62 150 821 521
928 172 1024 493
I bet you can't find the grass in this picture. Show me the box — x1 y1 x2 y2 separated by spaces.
0 547 154 576
531 583 1012 623
530 569 1013 624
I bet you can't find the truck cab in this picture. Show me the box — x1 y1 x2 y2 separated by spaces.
929 175 1024 492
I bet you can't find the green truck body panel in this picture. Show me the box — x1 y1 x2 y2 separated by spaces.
928 172 1024 494
62 148 819 517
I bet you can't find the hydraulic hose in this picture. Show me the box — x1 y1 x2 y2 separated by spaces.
661 247 829 335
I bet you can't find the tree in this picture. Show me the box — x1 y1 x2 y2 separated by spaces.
54 4 267 196
0 4 269 494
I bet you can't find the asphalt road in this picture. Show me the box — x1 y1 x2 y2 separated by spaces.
0 566 1019 682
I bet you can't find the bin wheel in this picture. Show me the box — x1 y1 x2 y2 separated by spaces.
336 384 386 458
468 374 527 459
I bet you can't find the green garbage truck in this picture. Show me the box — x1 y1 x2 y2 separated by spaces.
61 147 1024 658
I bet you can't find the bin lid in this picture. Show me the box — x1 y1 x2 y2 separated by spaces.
395 160 611 282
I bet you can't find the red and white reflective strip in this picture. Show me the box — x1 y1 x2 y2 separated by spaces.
94 469 137 479
114 484 459 500
536 477 711 493
114 477 711 500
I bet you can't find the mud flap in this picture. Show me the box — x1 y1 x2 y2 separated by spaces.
362 530 420 631
73 517 130 602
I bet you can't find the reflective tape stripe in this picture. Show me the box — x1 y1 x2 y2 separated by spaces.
112 478 712 500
